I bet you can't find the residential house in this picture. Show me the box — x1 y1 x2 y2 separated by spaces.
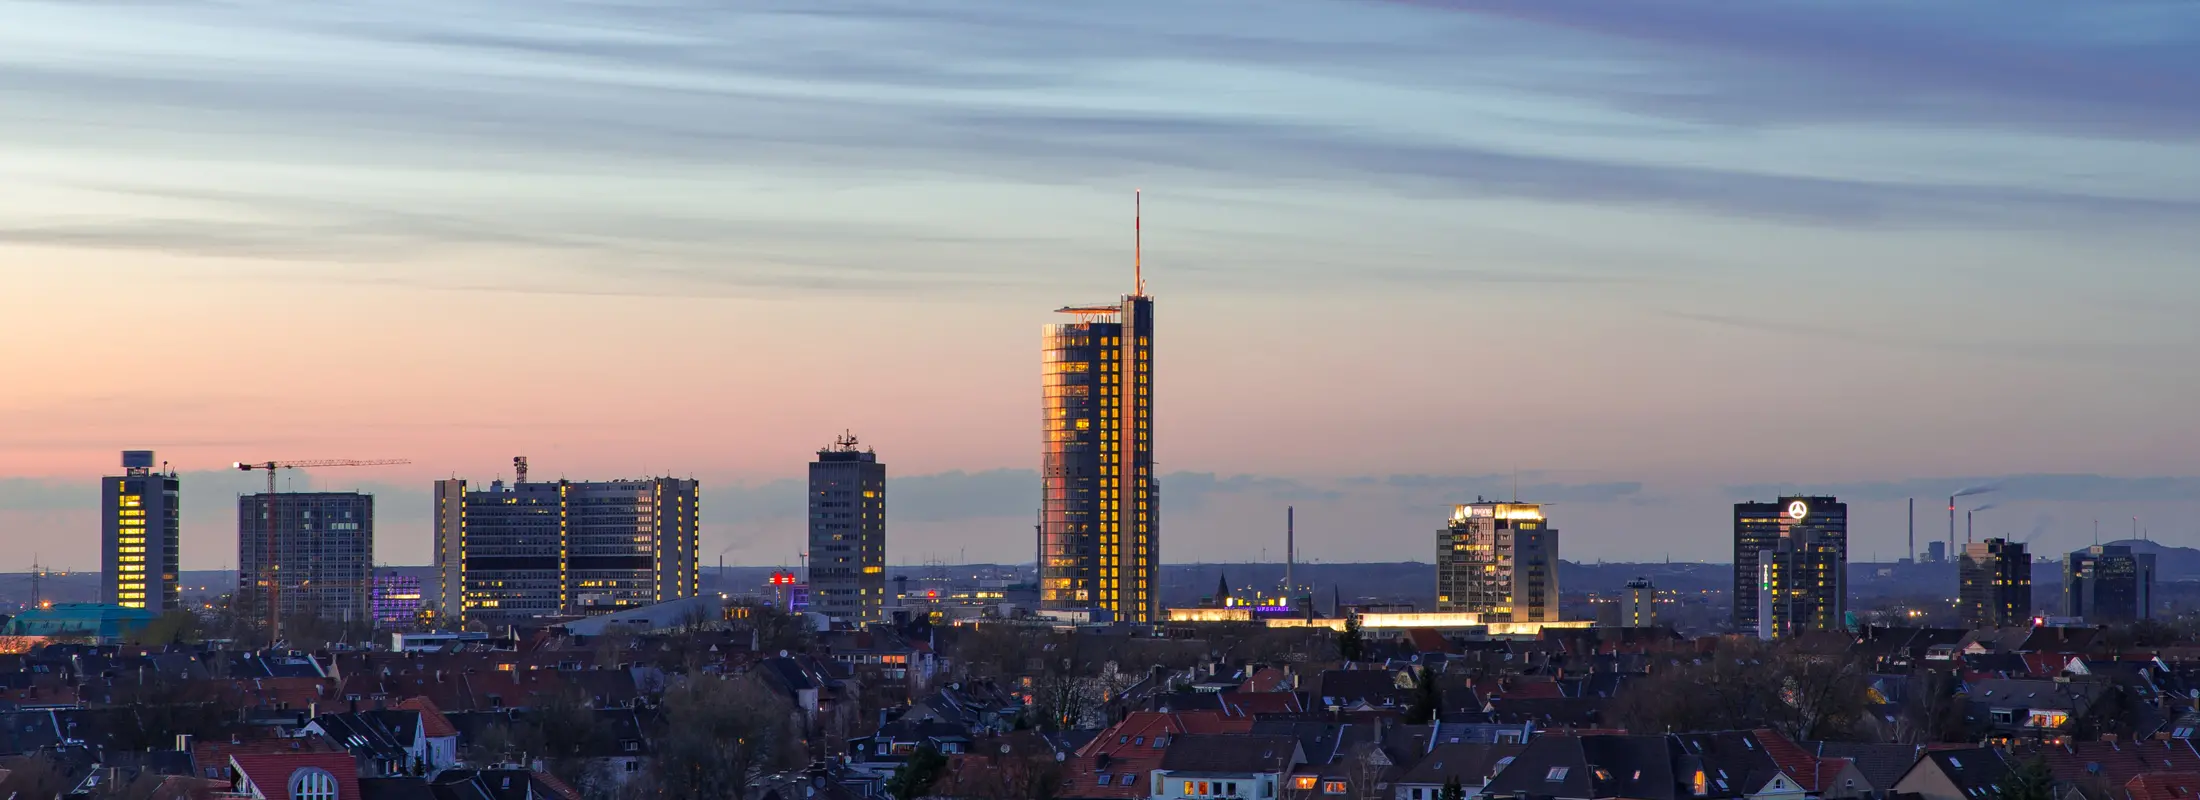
847 718 973 782
228 752 364 800
1890 748 2010 800
1482 734 1680 800
1810 743 1923 797
1964 679 2107 743
1154 734 1301 800
1390 742 1522 800
1059 711 1253 800
305 710 416 778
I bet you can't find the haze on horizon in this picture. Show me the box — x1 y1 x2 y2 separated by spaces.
3 0 2197 573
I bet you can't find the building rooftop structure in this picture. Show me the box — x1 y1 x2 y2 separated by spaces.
0 603 160 643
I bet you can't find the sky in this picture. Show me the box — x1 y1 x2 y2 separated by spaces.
2 0 2197 573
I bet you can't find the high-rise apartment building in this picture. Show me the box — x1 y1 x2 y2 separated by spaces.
2063 544 2154 623
1040 287 1157 623
102 450 180 611
434 475 699 624
1959 538 2032 628
810 433 886 623
1735 496 1846 638
239 492 374 623
1619 577 1657 627
1435 501 1559 623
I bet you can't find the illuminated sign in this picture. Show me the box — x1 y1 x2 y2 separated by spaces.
1786 501 1809 521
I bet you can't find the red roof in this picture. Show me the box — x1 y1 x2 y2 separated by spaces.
394 696 459 738
1407 629 1453 655
1752 728 1854 793
2022 653 2071 677
1221 691 1305 716
1062 712 1254 799
1499 678 1565 700
532 769 583 800
2129 772 2200 800
1240 667 1289 693
225 677 334 711
230 752 360 800
194 738 342 779
2030 740 2200 788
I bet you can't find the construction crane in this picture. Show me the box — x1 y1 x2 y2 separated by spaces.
234 458 410 644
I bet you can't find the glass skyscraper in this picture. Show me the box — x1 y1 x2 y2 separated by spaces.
1734 496 1847 638
1436 501 1559 622
1040 292 1156 622
2063 544 2154 623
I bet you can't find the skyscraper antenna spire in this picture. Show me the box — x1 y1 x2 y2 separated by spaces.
1134 189 1144 296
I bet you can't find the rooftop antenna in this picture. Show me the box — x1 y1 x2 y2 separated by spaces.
513 456 528 485
1134 189 1144 297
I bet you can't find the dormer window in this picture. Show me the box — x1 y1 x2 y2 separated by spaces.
289 768 338 800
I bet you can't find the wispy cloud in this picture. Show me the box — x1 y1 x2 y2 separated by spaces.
1664 311 2190 364
3 0 2192 298
1398 0 2200 139
1726 474 2200 503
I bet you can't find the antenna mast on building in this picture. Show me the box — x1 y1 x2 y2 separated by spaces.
1134 189 1145 297
513 456 528 484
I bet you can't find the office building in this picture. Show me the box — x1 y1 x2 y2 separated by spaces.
101 450 180 611
433 474 699 624
371 572 423 626
2063 544 2154 623
1619 576 1657 627
1040 284 1157 623
1735 496 1846 638
809 433 886 623
1958 538 2032 628
238 492 374 623
1435 501 1559 623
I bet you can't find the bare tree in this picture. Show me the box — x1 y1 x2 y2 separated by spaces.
650 673 807 800
1610 640 1871 740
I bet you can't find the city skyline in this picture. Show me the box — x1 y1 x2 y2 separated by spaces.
3 1 2198 571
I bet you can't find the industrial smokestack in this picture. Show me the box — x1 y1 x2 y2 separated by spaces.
1285 506 1295 591
1966 510 1973 544
1948 496 1957 559
1908 498 1915 563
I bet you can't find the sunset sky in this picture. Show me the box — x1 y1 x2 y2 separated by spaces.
3 0 2197 572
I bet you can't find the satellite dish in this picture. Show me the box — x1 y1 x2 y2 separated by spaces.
780 650 790 658
1001 744 1011 754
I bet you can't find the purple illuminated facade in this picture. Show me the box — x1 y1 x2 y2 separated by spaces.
372 573 422 625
